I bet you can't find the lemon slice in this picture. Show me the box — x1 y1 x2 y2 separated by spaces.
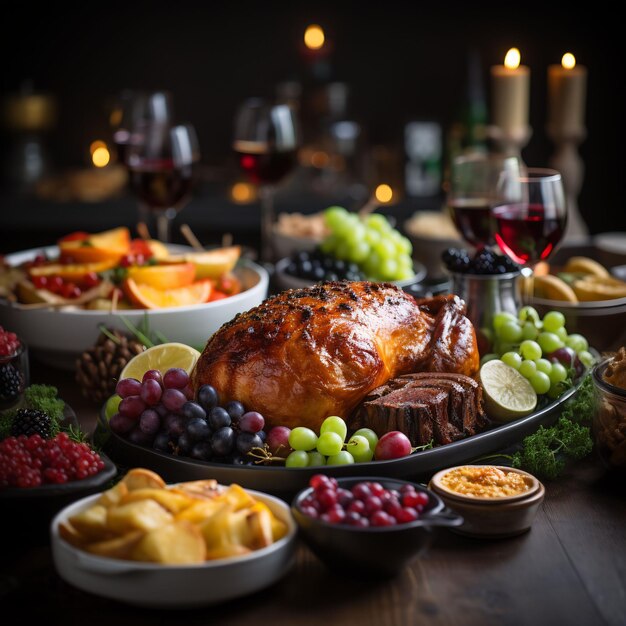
120 342 201 381
479 359 538 422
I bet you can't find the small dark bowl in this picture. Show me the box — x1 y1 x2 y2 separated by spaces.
291 476 462 578
0 452 117 545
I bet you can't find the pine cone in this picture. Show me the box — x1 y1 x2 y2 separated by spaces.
75 329 145 403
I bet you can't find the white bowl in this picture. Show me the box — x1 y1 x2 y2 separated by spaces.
271 228 322 260
0 245 269 370
273 256 427 292
51 487 297 608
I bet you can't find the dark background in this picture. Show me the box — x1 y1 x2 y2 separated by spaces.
1 2 624 240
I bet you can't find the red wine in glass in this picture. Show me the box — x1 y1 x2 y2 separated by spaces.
233 140 296 185
129 159 193 212
493 203 566 265
448 198 496 248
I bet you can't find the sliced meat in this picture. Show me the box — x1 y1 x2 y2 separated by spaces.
350 372 488 447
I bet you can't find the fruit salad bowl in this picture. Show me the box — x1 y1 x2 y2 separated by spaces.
0 245 269 370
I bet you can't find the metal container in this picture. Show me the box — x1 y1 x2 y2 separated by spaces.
449 270 522 355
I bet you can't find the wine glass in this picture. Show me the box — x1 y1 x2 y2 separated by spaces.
110 90 174 165
233 98 300 262
127 122 200 243
493 167 567 300
446 152 522 250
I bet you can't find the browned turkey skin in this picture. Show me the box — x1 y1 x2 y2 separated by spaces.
192 282 479 431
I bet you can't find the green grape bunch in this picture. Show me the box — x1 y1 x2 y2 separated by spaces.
481 306 596 400
321 206 415 282
285 416 379 467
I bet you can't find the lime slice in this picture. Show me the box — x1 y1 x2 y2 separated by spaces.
120 342 201 381
479 359 537 422
104 394 122 420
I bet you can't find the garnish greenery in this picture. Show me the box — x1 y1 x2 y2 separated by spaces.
479 374 594 480
98 313 170 349
0 384 64 439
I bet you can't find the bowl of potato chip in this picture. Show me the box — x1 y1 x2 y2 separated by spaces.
51 468 297 608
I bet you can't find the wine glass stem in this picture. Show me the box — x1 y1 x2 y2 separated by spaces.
521 265 535 305
156 209 175 243
259 185 275 263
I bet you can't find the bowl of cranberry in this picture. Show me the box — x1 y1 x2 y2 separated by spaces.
0 429 117 543
291 475 462 578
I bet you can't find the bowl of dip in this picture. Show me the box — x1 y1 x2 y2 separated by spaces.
428 465 544 538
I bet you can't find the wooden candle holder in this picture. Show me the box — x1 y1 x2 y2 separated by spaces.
486 125 532 164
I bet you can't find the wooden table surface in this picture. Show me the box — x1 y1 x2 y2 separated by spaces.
2 362 625 626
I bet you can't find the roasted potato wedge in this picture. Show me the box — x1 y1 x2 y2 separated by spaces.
131 521 206 564
106 499 173 533
120 468 166 491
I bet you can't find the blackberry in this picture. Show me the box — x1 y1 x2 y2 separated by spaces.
11 408 53 439
0 363 24 406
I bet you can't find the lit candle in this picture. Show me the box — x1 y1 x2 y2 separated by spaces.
547 53 587 135
490 48 530 136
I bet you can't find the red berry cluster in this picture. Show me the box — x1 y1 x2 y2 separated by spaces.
0 432 105 489
300 474 430 527
31 272 101 299
0 326 21 357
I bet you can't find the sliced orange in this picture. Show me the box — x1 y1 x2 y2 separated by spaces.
167 246 241 279
28 259 118 282
59 227 131 263
127 263 196 290
123 278 212 309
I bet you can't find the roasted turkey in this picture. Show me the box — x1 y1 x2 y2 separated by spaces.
192 281 479 431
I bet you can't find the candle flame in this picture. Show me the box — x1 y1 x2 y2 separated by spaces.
90 141 110 167
375 184 393 204
304 24 325 50
504 48 521 70
230 182 256 204
562 52 576 69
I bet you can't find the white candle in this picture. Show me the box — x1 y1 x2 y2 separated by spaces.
490 48 530 136
548 53 587 135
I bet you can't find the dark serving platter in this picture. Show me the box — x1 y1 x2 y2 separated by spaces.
97 376 584 501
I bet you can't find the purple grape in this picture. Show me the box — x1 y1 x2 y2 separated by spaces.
547 347 576 369
127 426 154 447
182 401 206 421
109 412 135 434
140 379 163 406
142 369 163 385
154 403 169 418
119 395 146 419
224 400 245 421
211 426 235 456
116 378 141 398
163 367 189 390
239 411 265 433
176 432 193 455
186 417 212 441
208 406 231 430
163 413 186 437
266 426 291 457
153 431 171 452
162 388 187 412
198 384 219 411
190 441 213 461
182 384 195 401
257 429 266 443
236 432 264 455
139 409 161 435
